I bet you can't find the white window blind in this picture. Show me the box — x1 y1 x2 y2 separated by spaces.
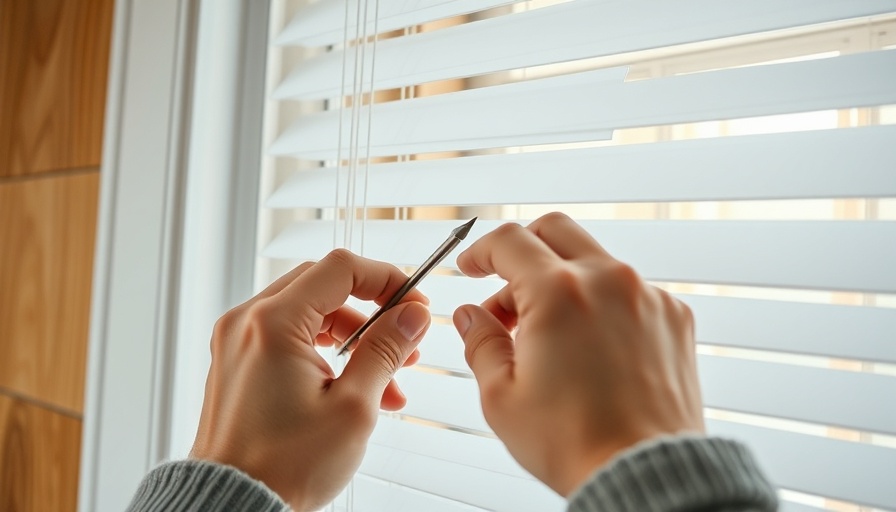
256 1 896 511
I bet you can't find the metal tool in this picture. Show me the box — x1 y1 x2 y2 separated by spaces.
337 217 477 356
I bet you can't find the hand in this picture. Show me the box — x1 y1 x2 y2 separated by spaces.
189 249 431 511
453 213 704 496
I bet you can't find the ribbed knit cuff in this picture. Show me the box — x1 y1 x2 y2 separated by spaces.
126 459 290 512
567 436 778 512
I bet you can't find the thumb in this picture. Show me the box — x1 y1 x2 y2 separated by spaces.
454 305 514 389
338 302 431 398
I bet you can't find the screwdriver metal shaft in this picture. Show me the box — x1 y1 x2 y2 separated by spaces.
337 217 477 356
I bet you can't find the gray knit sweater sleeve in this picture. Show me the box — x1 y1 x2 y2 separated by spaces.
127 437 777 511
567 436 778 512
126 459 289 511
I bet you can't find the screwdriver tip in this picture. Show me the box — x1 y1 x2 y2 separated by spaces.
453 217 477 240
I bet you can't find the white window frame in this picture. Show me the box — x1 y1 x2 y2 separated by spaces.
78 1 269 510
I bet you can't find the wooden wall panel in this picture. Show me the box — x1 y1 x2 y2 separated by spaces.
0 171 99 413
0 0 114 177
0 394 81 512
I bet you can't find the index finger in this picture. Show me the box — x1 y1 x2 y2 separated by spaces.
280 249 428 320
456 222 560 283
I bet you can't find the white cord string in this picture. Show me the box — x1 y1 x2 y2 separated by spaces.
333 0 353 250
345 0 375 252
343 0 363 250
359 0 380 256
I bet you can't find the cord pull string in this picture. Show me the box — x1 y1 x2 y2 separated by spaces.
360 0 380 256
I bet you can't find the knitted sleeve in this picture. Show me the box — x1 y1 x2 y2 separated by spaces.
567 436 778 512
126 459 289 512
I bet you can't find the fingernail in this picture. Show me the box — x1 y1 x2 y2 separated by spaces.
454 308 472 337
397 303 429 341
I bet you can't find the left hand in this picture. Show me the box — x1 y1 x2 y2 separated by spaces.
189 249 431 511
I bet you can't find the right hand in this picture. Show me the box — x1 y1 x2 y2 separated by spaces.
453 212 705 497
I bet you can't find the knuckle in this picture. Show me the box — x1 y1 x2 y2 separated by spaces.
241 299 279 348
211 311 235 342
598 262 645 303
463 337 481 368
675 298 696 337
463 328 495 369
536 264 587 307
656 287 678 310
324 248 355 269
607 262 643 290
295 260 315 275
494 222 524 239
365 335 405 374
544 264 580 289
210 306 243 355
245 298 276 327
585 261 651 316
462 334 512 388
539 211 572 226
677 298 695 323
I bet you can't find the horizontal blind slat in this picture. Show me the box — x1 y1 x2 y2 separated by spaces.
370 416 527 478
354 437 838 511
368 416 884 512
271 66 626 158
363 416 896 509
364 416 847 512
264 220 896 292
274 0 896 99
396 371 488 432
268 125 896 208
416 277 896 364
399 355 896 435
707 420 896 509
365 415 886 512
271 51 896 159
336 473 489 512
360 445 564 511
684 295 896 364
276 0 521 48
699 357 896 435
416 324 471 371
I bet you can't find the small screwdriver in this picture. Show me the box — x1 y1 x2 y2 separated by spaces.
337 217 477 355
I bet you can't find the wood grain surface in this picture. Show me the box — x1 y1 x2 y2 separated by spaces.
0 393 81 512
0 171 99 413
0 0 114 177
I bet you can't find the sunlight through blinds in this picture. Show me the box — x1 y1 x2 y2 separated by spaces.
257 1 896 510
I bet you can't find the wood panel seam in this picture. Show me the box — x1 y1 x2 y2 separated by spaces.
0 166 99 184
0 386 82 420
0 392 82 511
